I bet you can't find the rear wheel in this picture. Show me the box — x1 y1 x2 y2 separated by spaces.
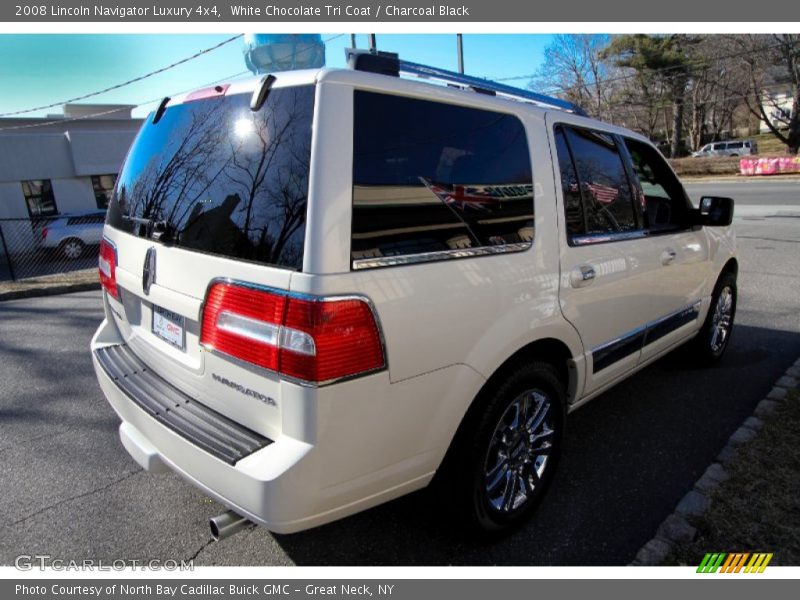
692 272 737 364
441 361 565 535
60 238 85 260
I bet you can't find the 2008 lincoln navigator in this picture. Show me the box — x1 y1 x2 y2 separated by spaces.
92 51 737 537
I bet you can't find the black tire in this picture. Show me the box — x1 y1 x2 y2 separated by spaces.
692 271 737 364
60 238 85 260
438 360 565 536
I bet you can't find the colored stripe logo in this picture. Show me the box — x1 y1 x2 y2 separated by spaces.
697 552 773 573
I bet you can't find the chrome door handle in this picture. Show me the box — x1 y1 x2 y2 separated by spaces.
570 265 596 288
661 249 677 266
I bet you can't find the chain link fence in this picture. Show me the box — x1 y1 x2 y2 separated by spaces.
0 215 102 282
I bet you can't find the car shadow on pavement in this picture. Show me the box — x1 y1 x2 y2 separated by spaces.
263 324 800 566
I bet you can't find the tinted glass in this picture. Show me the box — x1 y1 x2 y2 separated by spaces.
624 137 690 231
554 127 585 237
563 126 638 235
107 87 314 270
351 91 533 264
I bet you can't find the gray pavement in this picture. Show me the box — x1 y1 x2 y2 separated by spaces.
685 179 800 209
0 182 798 566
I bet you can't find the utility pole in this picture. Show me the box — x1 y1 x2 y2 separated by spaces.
368 34 376 52
350 34 357 48
457 34 464 74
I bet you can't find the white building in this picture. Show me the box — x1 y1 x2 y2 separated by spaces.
0 104 142 220
759 89 794 134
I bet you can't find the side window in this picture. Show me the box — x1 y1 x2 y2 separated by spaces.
351 91 534 267
623 137 691 232
21 179 58 218
557 125 639 239
92 174 117 210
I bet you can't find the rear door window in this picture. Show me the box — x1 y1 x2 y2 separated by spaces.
351 91 534 267
554 124 640 243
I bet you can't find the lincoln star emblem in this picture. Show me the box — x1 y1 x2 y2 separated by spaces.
142 247 157 295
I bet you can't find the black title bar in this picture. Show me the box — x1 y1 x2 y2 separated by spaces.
3 0 798 22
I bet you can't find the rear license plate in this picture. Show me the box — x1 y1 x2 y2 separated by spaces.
152 305 185 350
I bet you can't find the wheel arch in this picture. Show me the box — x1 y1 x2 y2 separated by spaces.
486 337 577 401
720 256 738 280
432 335 575 498
440 336 576 464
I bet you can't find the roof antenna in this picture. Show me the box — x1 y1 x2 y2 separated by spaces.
250 74 276 111
152 97 170 124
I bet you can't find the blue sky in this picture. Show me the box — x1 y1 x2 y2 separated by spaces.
0 34 553 118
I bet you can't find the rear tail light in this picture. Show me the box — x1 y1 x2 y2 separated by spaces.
41 227 49 240
200 281 385 385
98 238 118 300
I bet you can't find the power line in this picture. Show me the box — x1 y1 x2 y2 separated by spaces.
0 71 247 132
0 34 243 118
0 34 345 133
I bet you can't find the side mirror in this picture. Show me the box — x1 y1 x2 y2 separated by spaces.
693 196 734 227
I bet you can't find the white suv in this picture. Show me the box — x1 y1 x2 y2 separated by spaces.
91 52 737 538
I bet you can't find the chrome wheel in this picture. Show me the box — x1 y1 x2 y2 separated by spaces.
710 286 733 353
62 240 84 259
484 390 554 514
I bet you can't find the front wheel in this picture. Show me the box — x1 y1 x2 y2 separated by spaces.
441 361 565 535
692 272 737 364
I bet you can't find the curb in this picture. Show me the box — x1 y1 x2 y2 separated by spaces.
0 281 101 302
630 357 800 566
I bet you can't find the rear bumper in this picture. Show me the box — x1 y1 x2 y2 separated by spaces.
92 341 313 533
95 343 272 465
91 315 481 533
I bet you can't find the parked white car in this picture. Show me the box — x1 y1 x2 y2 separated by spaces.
39 210 106 259
92 52 737 538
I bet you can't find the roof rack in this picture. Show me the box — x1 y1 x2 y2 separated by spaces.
345 48 587 117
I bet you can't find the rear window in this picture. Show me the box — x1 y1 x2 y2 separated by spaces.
107 86 314 270
351 91 533 268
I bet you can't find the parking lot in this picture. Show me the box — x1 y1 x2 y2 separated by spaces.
0 202 798 566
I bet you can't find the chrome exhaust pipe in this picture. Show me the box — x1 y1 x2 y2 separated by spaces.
209 510 251 541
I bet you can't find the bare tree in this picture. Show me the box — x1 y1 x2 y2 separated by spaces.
728 35 800 154
684 37 749 151
532 34 613 120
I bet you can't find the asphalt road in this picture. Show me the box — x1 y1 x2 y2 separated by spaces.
685 179 800 207
0 185 798 566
